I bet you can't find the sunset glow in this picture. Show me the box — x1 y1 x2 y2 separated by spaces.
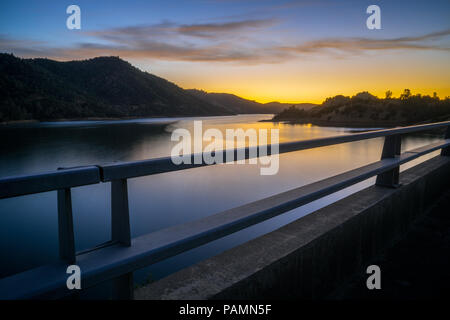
1 0 449 103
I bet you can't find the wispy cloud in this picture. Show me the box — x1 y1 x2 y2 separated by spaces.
86 19 277 40
176 19 278 37
1 23 449 64
278 29 450 54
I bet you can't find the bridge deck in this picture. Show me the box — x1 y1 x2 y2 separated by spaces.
134 155 450 300
328 187 450 299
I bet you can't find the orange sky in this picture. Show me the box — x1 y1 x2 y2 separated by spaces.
134 50 450 104
2 1 449 104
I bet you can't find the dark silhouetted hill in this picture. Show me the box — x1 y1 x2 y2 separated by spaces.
263 101 317 113
0 54 234 122
272 90 450 127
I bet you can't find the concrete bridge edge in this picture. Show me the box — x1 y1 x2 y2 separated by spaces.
134 155 450 300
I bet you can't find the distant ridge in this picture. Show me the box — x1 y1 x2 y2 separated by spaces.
187 89 317 114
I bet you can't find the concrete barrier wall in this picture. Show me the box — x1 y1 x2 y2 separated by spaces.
134 155 450 300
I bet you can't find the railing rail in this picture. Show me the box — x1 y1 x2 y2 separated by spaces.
0 120 449 299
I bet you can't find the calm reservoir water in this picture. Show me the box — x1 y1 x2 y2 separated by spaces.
0 114 441 284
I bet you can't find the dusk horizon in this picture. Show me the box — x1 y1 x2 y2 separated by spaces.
6 52 449 105
1 0 449 103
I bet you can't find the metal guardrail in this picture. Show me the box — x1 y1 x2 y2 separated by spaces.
0 121 449 299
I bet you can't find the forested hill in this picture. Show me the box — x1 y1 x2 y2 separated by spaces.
272 91 450 127
0 54 234 122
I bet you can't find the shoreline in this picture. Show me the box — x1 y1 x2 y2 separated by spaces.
0 115 221 125
0 116 150 125
0 113 277 125
261 118 448 136
260 118 404 128
262 118 450 127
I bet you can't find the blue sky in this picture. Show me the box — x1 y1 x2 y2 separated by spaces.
1 0 449 102
2 1 449 44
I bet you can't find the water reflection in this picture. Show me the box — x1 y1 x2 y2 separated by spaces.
0 115 441 283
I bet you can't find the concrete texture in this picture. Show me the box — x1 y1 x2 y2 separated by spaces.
328 188 450 299
134 155 450 300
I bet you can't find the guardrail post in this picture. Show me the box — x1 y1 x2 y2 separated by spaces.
376 134 401 188
111 179 131 246
442 125 450 156
111 178 133 299
57 188 76 264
